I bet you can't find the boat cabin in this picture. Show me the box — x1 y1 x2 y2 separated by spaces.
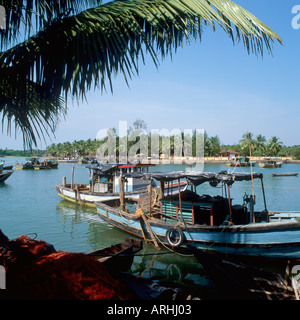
89 163 156 194
122 171 269 227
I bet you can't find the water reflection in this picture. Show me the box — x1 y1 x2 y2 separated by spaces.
131 246 215 299
55 199 214 298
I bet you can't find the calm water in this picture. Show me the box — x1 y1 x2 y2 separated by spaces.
1 157 300 298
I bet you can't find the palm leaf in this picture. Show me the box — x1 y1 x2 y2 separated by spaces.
0 0 282 148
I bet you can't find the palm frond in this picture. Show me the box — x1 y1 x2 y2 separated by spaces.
0 76 65 148
0 0 282 148
0 0 103 49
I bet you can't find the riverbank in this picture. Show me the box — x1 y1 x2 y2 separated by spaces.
53 156 300 164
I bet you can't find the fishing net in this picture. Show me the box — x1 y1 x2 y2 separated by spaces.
0 230 137 300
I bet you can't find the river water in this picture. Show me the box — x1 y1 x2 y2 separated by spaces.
1 157 300 299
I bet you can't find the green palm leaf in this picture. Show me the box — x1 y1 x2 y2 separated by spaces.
0 0 282 148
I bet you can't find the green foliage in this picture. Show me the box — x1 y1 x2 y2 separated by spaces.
0 0 282 149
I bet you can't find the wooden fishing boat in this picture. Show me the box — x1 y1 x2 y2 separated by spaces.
272 173 298 177
15 157 40 170
87 238 142 272
259 158 282 168
0 171 13 183
226 156 255 167
3 165 13 170
96 171 300 259
191 248 298 300
0 161 13 171
56 163 187 207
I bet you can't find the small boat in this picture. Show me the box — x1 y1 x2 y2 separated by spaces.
226 156 255 167
87 238 143 272
191 248 298 300
0 160 13 171
15 157 40 170
78 157 97 164
272 173 298 177
56 163 187 207
259 158 282 168
0 171 13 183
96 170 300 259
3 165 13 170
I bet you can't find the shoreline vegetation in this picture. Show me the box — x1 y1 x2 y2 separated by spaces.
2 127 300 162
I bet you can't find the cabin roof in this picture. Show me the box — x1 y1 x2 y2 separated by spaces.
123 171 263 186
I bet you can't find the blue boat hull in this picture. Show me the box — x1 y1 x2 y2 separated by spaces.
96 201 300 259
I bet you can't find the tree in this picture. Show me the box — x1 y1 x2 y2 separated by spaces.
267 136 283 156
209 135 221 157
255 134 266 156
239 132 256 155
0 0 282 148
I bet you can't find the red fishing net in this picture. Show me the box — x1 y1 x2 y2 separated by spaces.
0 230 137 300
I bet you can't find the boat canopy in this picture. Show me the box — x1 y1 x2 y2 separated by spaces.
86 163 156 178
122 171 263 187
87 164 119 177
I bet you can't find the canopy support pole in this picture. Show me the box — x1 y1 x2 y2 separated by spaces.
178 179 183 219
261 178 268 212
227 185 233 223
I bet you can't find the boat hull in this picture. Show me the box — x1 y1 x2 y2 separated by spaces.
56 183 187 207
56 185 146 207
0 171 13 183
96 201 300 259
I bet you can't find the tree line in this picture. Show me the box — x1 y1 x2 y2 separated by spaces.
44 127 300 159
2 129 299 159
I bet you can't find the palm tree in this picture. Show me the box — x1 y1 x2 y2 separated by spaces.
267 136 283 156
255 134 266 156
239 132 256 155
209 135 221 157
0 0 282 148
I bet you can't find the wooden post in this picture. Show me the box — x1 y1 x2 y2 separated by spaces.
261 178 268 212
62 176 66 187
71 166 75 189
159 180 164 199
178 179 182 219
119 175 125 211
210 206 214 226
140 214 160 250
227 185 232 223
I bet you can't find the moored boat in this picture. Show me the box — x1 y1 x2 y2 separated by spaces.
226 156 255 167
95 170 300 259
87 238 142 272
0 171 13 183
15 157 40 170
259 158 282 168
272 173 298 177
56 163 187 207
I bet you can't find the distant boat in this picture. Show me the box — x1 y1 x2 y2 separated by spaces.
15 157 39 170
0 161 4 172
3 165 13 170
0 171 13 183
258 158 282 168
16 157 58 170
226 156 255 167
272 173 298 177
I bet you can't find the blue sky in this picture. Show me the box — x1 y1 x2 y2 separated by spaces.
1 0 300 149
